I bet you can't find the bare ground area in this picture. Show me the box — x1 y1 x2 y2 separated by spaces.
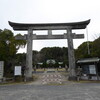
0 69 100 100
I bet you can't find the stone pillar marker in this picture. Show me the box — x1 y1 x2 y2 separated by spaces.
25 28 33 81
67 28 76 80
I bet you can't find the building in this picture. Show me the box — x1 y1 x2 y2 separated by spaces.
76 58 100 80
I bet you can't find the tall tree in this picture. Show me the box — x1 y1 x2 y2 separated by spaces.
0 29 26 77
75 42 93 59
40 47 68 64
91 36 100 57
75 36 100 59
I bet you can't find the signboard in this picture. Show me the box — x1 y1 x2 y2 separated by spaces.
89 65 96 74
82 65 89 74
0 61 4 79
14 66 22 75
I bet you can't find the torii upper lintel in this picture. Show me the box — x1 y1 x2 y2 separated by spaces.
8 19 90 30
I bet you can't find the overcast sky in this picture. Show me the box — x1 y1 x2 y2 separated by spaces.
0 0 100 53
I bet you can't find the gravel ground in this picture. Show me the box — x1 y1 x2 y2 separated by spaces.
0 82 100 100
0 69 100 100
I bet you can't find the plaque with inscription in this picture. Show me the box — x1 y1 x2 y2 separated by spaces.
89 65 96 74
14 66 22 75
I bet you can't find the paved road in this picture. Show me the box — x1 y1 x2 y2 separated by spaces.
0 69 100 100
0 82 100 100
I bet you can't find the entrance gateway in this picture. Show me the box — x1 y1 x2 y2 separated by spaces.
9 19 90 81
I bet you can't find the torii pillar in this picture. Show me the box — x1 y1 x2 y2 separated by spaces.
67 27 76 80
8 19 90 81
25 28 33 81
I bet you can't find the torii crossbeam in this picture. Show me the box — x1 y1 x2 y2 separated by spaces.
9 19 90 81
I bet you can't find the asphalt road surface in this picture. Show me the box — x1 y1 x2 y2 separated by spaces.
0 82 100 100
0 69 100 100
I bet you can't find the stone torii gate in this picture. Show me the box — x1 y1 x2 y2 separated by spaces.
9 19 90 81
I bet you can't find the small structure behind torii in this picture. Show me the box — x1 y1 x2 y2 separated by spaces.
9 19 90 81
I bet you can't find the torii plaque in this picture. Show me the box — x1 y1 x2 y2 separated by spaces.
9 19 90 81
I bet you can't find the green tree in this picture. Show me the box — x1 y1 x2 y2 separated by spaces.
40 47 68 63
0 29 26 77
75 36 100 59
75 42 93 59
91 36 100 57
15 53 26 66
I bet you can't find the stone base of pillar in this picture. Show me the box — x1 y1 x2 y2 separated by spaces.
68 76 77 81
24 77 33 82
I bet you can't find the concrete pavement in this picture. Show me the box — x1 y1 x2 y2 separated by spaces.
0 69 100 100
0 82 100 100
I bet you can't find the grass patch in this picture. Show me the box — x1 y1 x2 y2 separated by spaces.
57 68 66 71
33 68 46 72
0 75 39 86
47 82 63 85
76 80 100 83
